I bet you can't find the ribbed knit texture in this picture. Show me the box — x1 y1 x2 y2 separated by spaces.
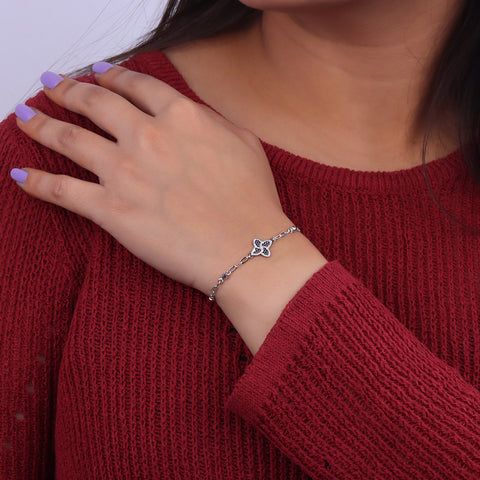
1 50 480 480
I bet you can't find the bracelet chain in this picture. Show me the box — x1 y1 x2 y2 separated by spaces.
208 225 301 302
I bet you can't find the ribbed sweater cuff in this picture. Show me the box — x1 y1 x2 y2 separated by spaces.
225 259 354 423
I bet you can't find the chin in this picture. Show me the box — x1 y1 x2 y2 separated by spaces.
239 0 352 8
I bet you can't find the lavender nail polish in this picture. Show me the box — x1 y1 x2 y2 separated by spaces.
92 62 114 74
40 71 64 89
10 168 28 184
15 104 36 122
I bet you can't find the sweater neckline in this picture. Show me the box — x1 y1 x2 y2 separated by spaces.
139 50 467 194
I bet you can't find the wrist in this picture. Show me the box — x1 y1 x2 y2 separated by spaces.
214 229 328 355
215 230 327 308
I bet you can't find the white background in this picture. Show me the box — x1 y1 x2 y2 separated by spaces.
0 0 167 121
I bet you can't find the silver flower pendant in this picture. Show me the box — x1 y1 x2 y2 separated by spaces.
251 238 273 257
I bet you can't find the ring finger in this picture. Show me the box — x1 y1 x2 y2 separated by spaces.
15 105 120 181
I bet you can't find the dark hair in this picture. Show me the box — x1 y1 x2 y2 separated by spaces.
79 0 480 232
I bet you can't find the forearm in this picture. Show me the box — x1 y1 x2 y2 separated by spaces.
215 230 329 356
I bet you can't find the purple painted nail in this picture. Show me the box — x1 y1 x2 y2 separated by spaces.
40 71 64 89
10 168 28 184
15 104 36 122
92 62 114 74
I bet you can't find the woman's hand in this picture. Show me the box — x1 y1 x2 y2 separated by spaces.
11 63 292 299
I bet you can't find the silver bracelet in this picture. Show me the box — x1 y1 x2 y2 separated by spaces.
208 225 301 302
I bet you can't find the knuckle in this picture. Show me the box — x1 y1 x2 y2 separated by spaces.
56 124 79 149
52 175 68 200
118 160 146 186
136 120 162 148
166 96 199 118
79 85 105 110
107 192 132 218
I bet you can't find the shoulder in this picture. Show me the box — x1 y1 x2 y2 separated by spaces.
123 49 177 79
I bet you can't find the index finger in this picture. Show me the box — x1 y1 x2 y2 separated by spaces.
92 63 186 116
40 72 148 139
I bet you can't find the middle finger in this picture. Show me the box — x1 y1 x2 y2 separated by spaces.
40 72 148 140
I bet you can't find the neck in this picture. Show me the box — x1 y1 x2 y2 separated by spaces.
238 0 462 169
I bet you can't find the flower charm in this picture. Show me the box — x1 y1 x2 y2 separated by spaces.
251 238 273 257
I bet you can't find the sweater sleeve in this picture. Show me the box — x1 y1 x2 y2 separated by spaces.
0 90 98 478
226 260 480 479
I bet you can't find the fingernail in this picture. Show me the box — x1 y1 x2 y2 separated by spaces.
40 71 64 89
10 168 28 184
92 62 114 74
15 104 37 122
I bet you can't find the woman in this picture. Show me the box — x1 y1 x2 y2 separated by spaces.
1 0 480 478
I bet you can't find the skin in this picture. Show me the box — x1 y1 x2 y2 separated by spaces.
12 0 464 355
165 0 463 171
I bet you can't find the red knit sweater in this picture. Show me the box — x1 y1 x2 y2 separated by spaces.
1 50 480 480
